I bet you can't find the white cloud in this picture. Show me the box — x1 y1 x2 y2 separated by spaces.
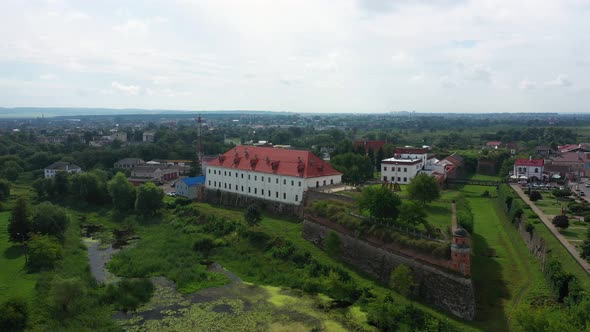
519 79 536 91
440 77 457 88
111 81 141 95
545 74 572 87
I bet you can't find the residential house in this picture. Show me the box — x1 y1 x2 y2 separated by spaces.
550 151 590 178
536 146 552 158
111 132 128 142
142 131 156 143
114 158 145 170
175 176 206 199
485 141 502 149
44 162 82 178
128 165 179 186
205 146 342 206
513 158 544 181
381 147 443 184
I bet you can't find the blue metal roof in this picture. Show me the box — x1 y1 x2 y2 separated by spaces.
180 176 206 186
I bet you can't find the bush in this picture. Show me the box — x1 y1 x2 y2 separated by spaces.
525 222 535 234
103 278 154 311
193 237 216 259
0 298 28 332
456 211 474 234
27 234 63 271
529 191 542 201
552 188 572 197
552 215 570 229
481 190 490 197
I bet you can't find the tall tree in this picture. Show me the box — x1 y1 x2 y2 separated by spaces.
53 171 70 196
330 153 374 185
0 179 10 201
70 171 108 204
8 197 32 243
134 182 164 217
32 202 69 240
406 173 440 206
581 229 590 262
358 186 402 222
397 202 427 229
108 172 136 212
376 147 385 171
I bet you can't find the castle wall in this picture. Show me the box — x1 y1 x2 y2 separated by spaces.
302 220 476 320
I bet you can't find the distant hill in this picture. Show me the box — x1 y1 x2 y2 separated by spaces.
0 107 287 119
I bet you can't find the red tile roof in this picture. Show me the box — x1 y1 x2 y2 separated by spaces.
207 146 342 178
396 147 428 155
515 158 544 166
486 141 502 146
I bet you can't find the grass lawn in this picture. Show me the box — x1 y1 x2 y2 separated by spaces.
468 174 503 182
0 212 39 303
462 185 551 332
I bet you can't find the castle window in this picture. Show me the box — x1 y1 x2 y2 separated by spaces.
397 177 401 182
283 193 286 199
534 168 538 173
224 171 227 176
299 181 301 187
241 173 244 179
229 172 231 177
254 188 257 194
248 174 251 180
330 179 333 184
291 180 294 186
262 176 264 182
208 180 211 186
384 166 387 171
241 186 244 192
404 177 407 182
261 189 264 195
208 169 211 174
276 192 278 198
255 175 257 181
404 168 407 172
383 176 387 181
248 187 251 193
276 178 279 184
295 195 298 202
284 179 286 185
214 181 216 186
268 191 271 197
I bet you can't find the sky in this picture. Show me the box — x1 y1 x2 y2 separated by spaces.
0 0 589 113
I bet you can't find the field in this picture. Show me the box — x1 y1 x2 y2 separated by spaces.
460 185 552 331
0 212 38 303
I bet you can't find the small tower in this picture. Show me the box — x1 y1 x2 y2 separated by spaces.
450 227 471 277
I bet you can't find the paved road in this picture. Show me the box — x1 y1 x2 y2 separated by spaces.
511 184 590 276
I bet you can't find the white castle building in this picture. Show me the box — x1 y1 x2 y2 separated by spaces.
381 147 447 184
205 146 342 205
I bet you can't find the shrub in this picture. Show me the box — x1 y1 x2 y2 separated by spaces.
103 278 154 311
27 234 63 271
529 191 542 201
324 231 341 257
481 190 490 197
552 215 570 229
244 204 262 227
0 298 28 332
193 237 216 259
552 188 572 197
457 211 474 234
525 222 535 234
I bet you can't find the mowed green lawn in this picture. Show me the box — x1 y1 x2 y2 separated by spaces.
462 185 550 332
0 211 38 302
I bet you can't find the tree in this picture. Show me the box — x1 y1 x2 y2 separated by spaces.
390 265 416 297
529 191 542 201
108 172 136 212
134 182 164 216
358 186 402 222
397 202 427 229
49 276 86 314
375 147 385 171
330 153 374 185
53 171 69 196
0 298 28 332
32 202 69 239
0 179 10 201
244 204 262 227
193 237 215 259
70 171 108 204
188 157 202 177
32 178 54 198
3 166 19 182
8 197 32 243
325 231 341 257
27 234 62 271
407 173 440 206
552 215 570 229
581 229 590 262
514 307 549 332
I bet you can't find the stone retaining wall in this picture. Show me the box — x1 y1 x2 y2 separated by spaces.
302 220 476 320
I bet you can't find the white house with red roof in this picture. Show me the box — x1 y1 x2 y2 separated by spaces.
513 158 544 180
205 146 342 205
485 141 502 149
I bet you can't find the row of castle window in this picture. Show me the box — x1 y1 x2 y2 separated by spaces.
207 180 298 201
209 169 302 186
383 176 407 182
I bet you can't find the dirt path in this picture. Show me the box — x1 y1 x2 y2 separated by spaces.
510 184 590 276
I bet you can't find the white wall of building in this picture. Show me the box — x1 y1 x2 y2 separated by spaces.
205 166 341 205
381 163 422 184
514 165 544 179
44 168 81 179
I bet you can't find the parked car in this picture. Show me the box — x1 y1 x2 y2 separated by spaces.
585 183 590 188
167 192 176 197
581 192 586 196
